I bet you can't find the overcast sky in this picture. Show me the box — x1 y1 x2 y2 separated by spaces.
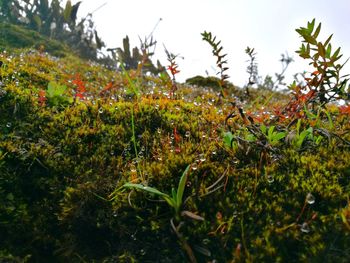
71 0 350 87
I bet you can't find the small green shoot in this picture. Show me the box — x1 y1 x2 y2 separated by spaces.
260 125 286 146
124 164 195 221
46 81 72 107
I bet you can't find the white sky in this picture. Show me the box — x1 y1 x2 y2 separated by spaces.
71 0 349 87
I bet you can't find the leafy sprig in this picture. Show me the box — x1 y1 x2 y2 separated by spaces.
295 18 349 104
201 31 229 96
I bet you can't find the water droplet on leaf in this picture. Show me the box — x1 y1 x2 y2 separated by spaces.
191 163 198 170
199 153 206 162
130 164 137 173
306 193 315 204
267 175 274 183
202 239 210 245
300 222 310 233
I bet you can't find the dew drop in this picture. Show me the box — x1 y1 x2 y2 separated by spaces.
199 153 206 162
212 151 217 155
202 239 210 245
306 193 315 204
185 131 191 138
300 222 310 233
267 175 274 183
130 164 137 173
6 122 11 128
140 249 146 256
191 162 198 171
98 107 103 114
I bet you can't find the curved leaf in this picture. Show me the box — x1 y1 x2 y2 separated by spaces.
176 165 191 209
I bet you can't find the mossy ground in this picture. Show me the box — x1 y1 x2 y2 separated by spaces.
0 31 350 263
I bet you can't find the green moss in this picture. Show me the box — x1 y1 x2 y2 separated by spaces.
0 22 71 57
0 33 349 262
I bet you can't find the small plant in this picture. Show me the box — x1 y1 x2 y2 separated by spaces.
72 74 86 100
260 124 286 146
245 46 258 95
107 34 163 76
0 0 105 61
124 164 201 221
123 164 202 263
45 81 72 107
286 119 322 149
164 45 181 99
201 31 229 97
295 18 349 105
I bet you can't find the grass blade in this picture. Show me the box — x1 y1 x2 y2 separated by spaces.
176 165 191 209
124 183 169 198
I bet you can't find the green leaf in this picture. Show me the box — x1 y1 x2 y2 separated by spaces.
33 15 42 30
326 43 332 59
323 109 334 129
47 81 67 98
324 34 333 47
274 132 286 141
260 124 267 135
63 0 72 22
298 129 310 147
246 133 256 142
268 126 275 138
315 136 323 145
223 132 234 148
123 183 169 198
163 196 177 208
296 119 302 134
317 42 326 58
331 47 341 61
303 35 317 45
176 165 191 209
307 19 315 34
313 23 321 39
171 188 177 203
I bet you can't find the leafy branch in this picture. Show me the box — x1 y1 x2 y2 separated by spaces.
201 31 230 97
295 18 349 105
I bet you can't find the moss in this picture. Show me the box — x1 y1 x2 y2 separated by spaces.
0 22 71 57
0 34 350 262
